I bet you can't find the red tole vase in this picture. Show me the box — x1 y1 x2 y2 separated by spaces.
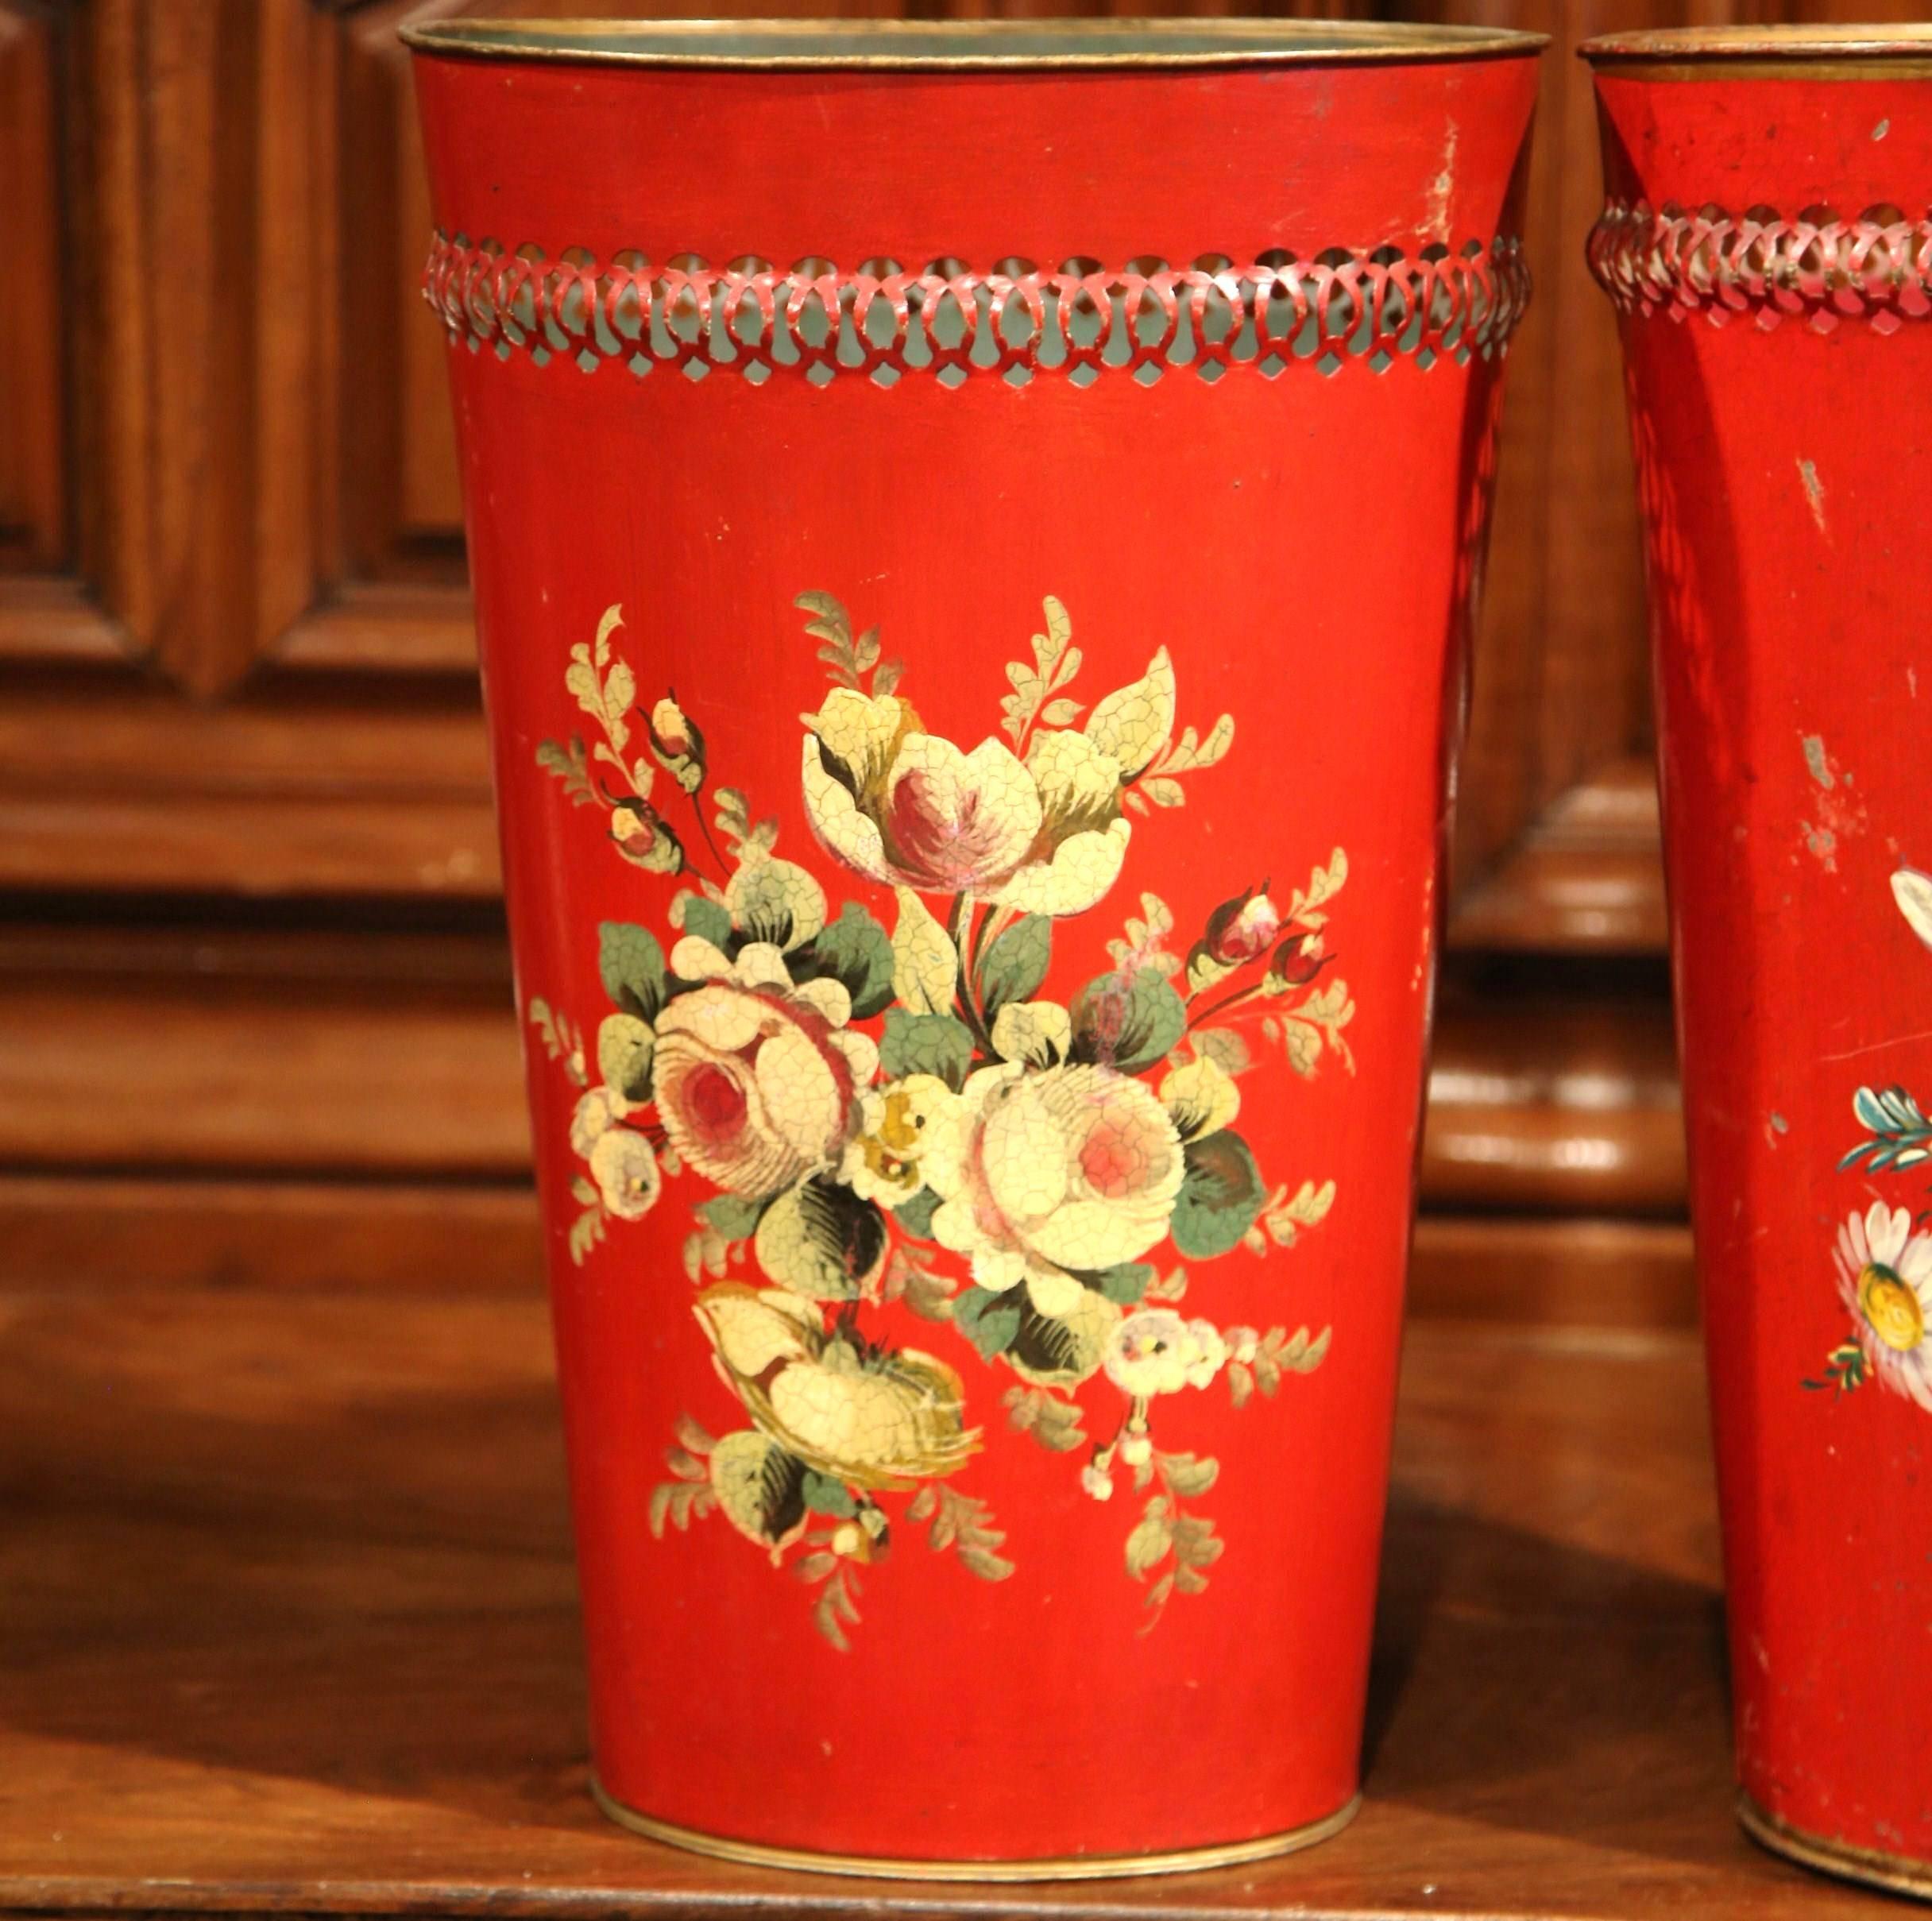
1587 25 1932 1902
408 17 1541 1879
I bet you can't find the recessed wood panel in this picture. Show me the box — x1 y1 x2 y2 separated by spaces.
0 6 64 577
336 0 469 587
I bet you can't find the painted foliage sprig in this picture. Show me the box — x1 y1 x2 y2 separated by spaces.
1841 1084 1932 1173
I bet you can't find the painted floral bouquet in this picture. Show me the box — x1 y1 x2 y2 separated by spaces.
1808 868 1932 1411
527 592 1350 1644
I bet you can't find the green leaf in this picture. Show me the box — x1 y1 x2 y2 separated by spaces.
596 1012 655 1100
1125 1505 1174 1579
1070 968 1187 1075
598 922 667 1022
879 1010 976 1091
697 1193 765 1243
754 1177 887 1301
1084 1262 1155 1305
724 856 825 952
1170 1131 1267 1259
977 914 1051 1016
1158 1451 1220 1498
678 896 733 954
1007 1291 1115 1386
800 1470 858 1518
953 1287 1022 1361
893 1186 942 1241
790 902 896 1019
699 1190 765 1236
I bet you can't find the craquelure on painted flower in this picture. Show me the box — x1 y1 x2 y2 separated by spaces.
525 589 1350 1645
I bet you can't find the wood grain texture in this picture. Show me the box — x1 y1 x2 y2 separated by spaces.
0 1173 545 1293
0 580 127 665
0 1293 1867 1919
0 685 496 896
0 1173 1692 1324
0 925 526 1175
0 922 1683 1210
1424 985 1684 1216
1449 757 1667 953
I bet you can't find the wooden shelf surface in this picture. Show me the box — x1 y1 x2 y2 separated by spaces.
0 1291 1882 1921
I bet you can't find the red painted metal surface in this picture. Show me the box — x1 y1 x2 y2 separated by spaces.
410 21 1540 1875
1590 30 1932 1900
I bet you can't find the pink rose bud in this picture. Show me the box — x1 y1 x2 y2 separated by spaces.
609 798 685 875
1269 925 1331 986
1204 887 1281 965
649 695 695 761
647 694 706 794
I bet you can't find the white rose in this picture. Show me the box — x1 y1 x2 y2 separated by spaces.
922 1061 1184 1316
653 940 877 1199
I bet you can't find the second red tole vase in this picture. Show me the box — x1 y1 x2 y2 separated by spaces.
1588 23 1932 1902
408 16 1542 1878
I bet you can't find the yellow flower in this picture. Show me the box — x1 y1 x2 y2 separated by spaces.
922 1062 1184 1316
694 1284 980 1490
838 1074 962 1205
1158 1055 1241 1142
654 940 876 1199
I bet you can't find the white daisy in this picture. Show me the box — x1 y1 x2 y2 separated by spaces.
1833 1203 1932 1410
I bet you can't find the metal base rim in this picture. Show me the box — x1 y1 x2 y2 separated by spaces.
590 1776 1362 1883
1738 1790 1932 1903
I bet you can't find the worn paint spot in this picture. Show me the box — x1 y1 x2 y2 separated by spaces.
1764 1110 1790 1148
1797 458 1829 539
1420 119 1459 244
1875 118 1891 141
1799 735 1868 871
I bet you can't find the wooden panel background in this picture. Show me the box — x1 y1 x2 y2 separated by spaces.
0 0 1900 1308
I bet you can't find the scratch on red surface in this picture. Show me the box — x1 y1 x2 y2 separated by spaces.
1419 118 1459 244
1797 458 1830 541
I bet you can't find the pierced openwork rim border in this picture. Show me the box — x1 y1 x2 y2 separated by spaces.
403 17 1545 72
1737 1791 1932 1900
591 1776 1363 1881
421 233 1532 386
1588 199 1932 332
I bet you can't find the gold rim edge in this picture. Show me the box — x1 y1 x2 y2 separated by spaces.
1587 58 1932 81
1737 1791 1932 1902
400 17 1546 72
590 1777 1363 1883
1584 26 1932 76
